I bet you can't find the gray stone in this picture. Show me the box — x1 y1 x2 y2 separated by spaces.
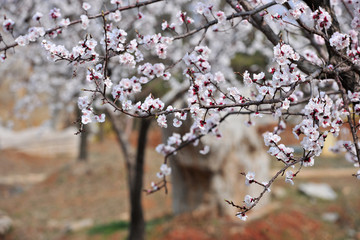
0 215 12 235
298 182 337 200
48 218 94 232
321 212 339 222
65 218 94 232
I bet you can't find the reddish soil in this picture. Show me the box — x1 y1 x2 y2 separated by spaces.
231 210 321 240
149 209 324 240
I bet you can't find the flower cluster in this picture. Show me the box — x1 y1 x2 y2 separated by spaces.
82 2 91 11
245 171 255 186
15 27 45 46
2 19 14 33
330 32 350 50
215 11 226 25
285 170 295 185
109 10 122 22
268 143 295 163
86 65 106 85
136 95 166 115
156 133 182 156
312 7 332 30
140 33 173 59
194 2 213 17
176 11 194 25
80 15 90 29
293 98 331 156
289 2 309 19
172 111 187 128
351 6 360 29
110 0 123 5
273 43 300 66
32 12 43 22
156 164 171 178
77 96 105 124
240 43 304 105
49 8 61 20
103 28 128 51
303 49 323 65
161 21 176 31
41 38 98 62
137 62 170 80
263 132 281 147
244 195 255 207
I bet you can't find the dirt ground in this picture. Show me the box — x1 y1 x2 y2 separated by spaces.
0 133 171 240
1 133 360 240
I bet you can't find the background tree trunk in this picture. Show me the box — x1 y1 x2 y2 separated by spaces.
78 125 88 161
107 110 150 240
128 118 150 240
77 108 88 162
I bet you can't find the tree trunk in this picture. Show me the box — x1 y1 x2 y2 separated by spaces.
128 118 150 240
77 108 88 162
107 111 150 240
97 121 105 142
302 0 360 92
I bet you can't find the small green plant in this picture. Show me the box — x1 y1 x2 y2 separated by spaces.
88 221 129 235
87 215 172 236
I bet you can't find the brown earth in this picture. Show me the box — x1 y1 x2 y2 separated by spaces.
0 133 171 240
0 132 360 240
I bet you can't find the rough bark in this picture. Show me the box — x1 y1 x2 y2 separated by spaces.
235 0 320 76
303 0 328 11
303 0 360 92
235 0 360 92
107 110 150 240
128 119 150 240
78 124 88 161
77 107 88 161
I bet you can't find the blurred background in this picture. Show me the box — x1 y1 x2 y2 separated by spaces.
0 0 360 240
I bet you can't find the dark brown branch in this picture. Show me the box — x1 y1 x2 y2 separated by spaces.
173 1 277 40
227 0 321 76
334 73 360 166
